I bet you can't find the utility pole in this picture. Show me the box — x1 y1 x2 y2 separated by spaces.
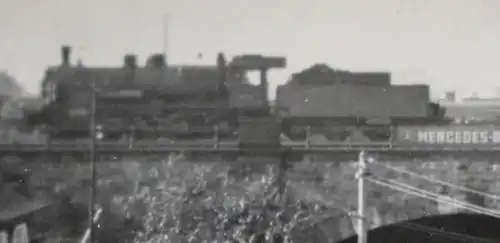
356 150 367 243
88 79 98 243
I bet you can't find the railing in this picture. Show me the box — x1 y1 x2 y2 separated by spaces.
2 123 500 152
1 139 500 153
0 138 391 147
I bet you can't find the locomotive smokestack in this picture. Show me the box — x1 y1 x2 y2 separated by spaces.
146 54 166 68
154 54 165 67
124 54 137 68
217 53 227 87
216 52 228 117
260 68 269 101
61 45 71 66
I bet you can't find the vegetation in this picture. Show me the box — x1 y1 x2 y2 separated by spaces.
4 154 498 242
0 71 25 98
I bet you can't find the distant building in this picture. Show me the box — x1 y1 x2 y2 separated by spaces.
444 91 456 102
0 72 25 110
0 72 23 98
438 92 500 124
1 97 45 120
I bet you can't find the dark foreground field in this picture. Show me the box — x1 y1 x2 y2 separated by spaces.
3 153 499 242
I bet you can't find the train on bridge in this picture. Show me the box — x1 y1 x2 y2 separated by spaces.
2 46 500 243
0 46 499 153
0 45 454 151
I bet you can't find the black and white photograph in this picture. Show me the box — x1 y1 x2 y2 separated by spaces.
0 0 500 242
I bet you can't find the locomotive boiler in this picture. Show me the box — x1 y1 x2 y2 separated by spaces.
36 46 286 141
276 64 448 143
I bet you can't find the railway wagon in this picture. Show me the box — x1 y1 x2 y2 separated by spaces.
35 46 285 141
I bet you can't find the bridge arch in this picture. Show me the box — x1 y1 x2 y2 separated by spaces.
337 212 500 243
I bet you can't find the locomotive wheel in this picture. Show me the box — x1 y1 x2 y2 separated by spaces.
362 127 391 142
281 125 306 141
323 130 349 142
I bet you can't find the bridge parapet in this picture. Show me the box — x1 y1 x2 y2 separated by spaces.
1 124 500 156
2 124 500 241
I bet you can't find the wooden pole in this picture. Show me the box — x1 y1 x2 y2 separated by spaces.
88 79 98 243
356 150 367 243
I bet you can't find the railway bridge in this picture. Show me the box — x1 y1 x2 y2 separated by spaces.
1 124 500 242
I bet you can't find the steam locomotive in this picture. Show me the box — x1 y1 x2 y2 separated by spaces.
33 46 285 141
20 46 447 144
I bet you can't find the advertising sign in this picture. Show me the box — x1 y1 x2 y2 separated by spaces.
394 125 500 148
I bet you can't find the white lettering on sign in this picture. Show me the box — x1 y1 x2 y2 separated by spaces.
493 131 500 143
416 130 491 144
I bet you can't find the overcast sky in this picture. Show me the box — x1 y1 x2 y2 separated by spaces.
0 0 499 99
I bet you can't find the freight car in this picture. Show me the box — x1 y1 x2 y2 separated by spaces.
276 64 448 143
34 46 286 142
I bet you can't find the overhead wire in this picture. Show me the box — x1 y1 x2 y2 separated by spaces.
365 176 500 218
366 156 500 217
290 181 495 242
351 155 500 242
304 193 496 242
369 159 500 201
386 176 500 217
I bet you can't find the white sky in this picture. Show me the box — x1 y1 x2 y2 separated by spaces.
0 0 499 99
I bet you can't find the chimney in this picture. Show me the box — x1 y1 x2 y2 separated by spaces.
61 45 71 66
124 54 137 68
